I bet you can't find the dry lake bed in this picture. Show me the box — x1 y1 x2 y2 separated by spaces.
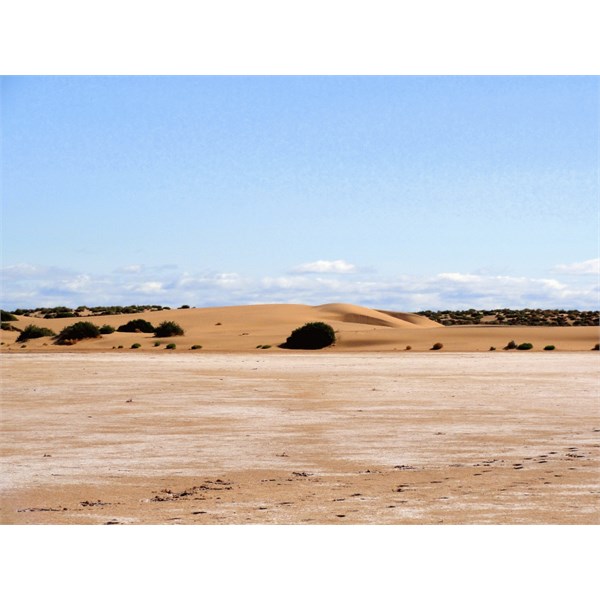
1 352 599 524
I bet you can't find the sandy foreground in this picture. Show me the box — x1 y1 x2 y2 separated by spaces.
1 351 598 524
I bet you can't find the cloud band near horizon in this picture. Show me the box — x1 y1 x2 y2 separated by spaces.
1 259 598 312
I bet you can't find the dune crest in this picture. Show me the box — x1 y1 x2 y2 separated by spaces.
315 303 441 328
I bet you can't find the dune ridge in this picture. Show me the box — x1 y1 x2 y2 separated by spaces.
1 302 597 352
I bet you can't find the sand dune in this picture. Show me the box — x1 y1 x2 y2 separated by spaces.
1 303 597 352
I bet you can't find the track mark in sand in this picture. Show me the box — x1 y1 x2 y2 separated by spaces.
17 507 68 513
148 479 234 502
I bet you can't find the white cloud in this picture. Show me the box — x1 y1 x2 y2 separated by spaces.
116 264 144 273
1 263 598 311
553 258 599 275
292 259 356 274
437 272 481 283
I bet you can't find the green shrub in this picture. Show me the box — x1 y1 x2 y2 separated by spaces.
154 321 184 337
431 342 443 350
154 341 162 347
56 321 101 344
117 345 124 349
516 342 533 350
166 343 176 350
191 344 202 350
282 322 336 349
504 340 517 350
1 310 18 322
131 343 141 349
544 345 555 351
1 322 20 331
16 325 56 343
117 319 155 333
99 324 115 334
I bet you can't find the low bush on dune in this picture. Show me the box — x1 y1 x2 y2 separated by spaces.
55 321 101 344
191 344 202 350
154 321 184 337
99 324 115 334
593 343 599 351
430 342 443 350
1 310 18 322
16 325 56 343
1 322 20 331
504 340 517 350
117 319 155 333
166 343 176 350
281 322 336 350
516 342 533 350
544 345 555 351
489 346 496 351
131 343 141 349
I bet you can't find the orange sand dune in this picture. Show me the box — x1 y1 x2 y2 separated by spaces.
1 303 597 352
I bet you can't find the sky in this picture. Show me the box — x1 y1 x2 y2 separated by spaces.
2 75 599 310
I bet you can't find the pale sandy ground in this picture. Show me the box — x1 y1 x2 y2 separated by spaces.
1 303 598 352
1 352 598 524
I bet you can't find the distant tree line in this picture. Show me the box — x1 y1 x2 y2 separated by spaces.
7 305 172 319
416 308 599 327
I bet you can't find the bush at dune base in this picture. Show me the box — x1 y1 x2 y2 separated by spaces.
154 321 184 337
16 325 56 343
56 321 101 344
117 319 155 333
516 342 533 350
282 322 336 350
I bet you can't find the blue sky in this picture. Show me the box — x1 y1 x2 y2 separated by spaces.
1 76 598 310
